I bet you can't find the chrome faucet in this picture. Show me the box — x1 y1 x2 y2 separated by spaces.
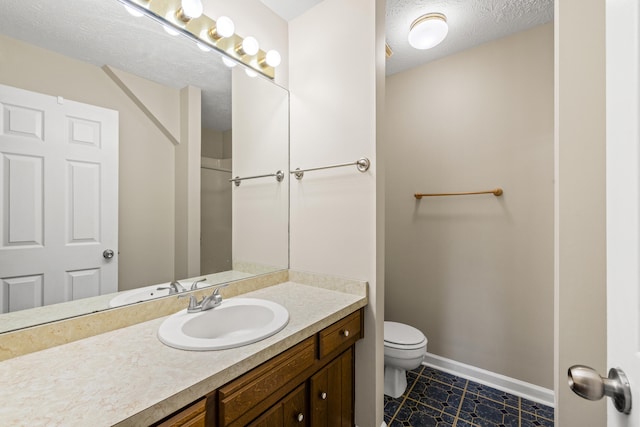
190 277 207 290
185 287 223 313
157 281 186 294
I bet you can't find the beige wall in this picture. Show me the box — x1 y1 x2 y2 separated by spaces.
555 0 607 424
0 34 179 291
289 0 385 424
232 69 289 272
385 24 554 388
201 158 232 274
202 128 225 159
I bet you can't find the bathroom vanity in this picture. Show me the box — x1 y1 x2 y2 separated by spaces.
157 309 362 427
0 279 367 426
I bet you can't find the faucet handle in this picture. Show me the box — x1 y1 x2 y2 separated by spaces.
190 277 207 290
171 281 186 292
181 294 202 313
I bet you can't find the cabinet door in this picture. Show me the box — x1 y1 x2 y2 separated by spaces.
309 348 354 427
248 383 307 427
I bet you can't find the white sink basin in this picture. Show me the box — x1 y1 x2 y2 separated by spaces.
157 298 289 351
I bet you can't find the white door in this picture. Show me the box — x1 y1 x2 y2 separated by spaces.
606 0 639 425
0 84 118 313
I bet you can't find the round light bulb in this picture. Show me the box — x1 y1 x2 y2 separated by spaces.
241 36 259 56
245 69 258 78
124 4 144 17
265 50 281 67
197 42 211 52
180 0 203 19
216 16 235 38
222 56 237 68
163 24 179 36
408 13 448 50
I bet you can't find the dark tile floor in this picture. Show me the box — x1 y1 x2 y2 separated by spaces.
384 365 554 427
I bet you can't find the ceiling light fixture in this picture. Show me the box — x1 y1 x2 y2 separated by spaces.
176 0 204 23
408 13 448 50
208 16 235 40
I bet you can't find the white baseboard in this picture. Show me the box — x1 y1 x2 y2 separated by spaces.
422 352 555 407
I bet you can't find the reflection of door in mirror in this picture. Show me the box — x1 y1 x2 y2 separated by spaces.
0 84 118 313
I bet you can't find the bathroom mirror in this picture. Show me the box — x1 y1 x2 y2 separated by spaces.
0 0 289 333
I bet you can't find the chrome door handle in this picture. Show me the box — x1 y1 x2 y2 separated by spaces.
103 249 115 259
568 365 632 414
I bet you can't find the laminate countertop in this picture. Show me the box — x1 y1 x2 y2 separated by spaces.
0 281 368 426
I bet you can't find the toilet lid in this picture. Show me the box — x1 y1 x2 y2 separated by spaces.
384 321 426 346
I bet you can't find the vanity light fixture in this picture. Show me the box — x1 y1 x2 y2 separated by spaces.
208 16 235 40
116 0 280 78
162 23 180 36
222 56 238 68
124 4 144 17
197 41 211 52
176 0 204 22
123 0 148 17
408 13 448 50
259 50 282 68
236 36 260 56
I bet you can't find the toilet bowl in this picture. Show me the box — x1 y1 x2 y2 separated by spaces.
384 321 427 398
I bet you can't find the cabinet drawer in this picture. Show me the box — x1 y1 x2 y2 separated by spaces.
154 398 206 427
318 310 362 359
218 337 316 426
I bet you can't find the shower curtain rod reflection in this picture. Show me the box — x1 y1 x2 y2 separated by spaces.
414 188 503 199
229 170 285 187
201 165 232 173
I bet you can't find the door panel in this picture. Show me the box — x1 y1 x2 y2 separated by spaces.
606 0 640 425
0 84 118 313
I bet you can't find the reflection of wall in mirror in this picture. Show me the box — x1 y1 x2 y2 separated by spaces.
201 128 233 275
0 34 181 292
232 69 289 272
201 156 232 274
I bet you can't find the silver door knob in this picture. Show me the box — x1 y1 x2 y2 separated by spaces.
103 249 115 259
568 365 632 414
297 413 304 422
320 391 327 400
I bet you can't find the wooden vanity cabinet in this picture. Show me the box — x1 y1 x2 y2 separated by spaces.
154 309 363 427
309 348 353 427
246 383 307 427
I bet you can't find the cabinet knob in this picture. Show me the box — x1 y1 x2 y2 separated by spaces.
297 413 304 422
320 391 327 400
342 329 350 337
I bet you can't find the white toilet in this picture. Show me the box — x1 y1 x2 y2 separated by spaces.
383 321 428 398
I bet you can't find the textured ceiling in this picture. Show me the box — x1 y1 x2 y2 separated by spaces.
257 0 553 76
259 0 323 21
0 0 233 131
1 0 555 130
385 0 554 75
